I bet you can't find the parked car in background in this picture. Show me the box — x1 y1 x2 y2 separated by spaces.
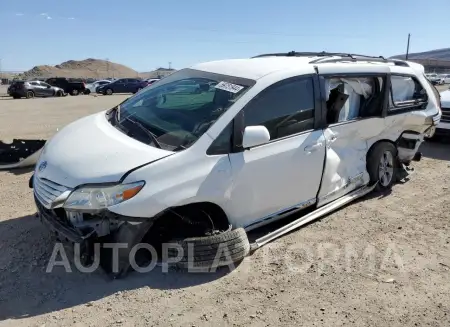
96 78 147 95
436 88 450 136
441 74 450 84
7 80 65 99
144 78 160 86
85 80 111 94
45 77 86 96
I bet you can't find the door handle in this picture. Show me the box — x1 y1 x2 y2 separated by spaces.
304 143 324 153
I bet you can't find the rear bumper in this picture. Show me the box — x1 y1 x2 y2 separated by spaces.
9 90 27 97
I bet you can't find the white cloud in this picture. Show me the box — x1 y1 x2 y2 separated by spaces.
15 13 24 16
68 17 75 20
39 13 52 20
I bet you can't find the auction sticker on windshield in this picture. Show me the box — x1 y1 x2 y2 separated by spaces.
215 81 244 93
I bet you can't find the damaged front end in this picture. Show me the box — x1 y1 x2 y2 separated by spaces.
30 176 154 277
0 139 46 170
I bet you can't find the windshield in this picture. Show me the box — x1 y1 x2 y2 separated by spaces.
112 68 255 151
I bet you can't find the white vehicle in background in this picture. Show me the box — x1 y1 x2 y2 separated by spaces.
441 74 450 84
85 80 111 94
436 88 450 136
144 78 160 85
426 73 444 85
30 52 440 277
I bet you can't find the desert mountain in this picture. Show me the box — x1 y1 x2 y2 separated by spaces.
17 59 175 80
139 67 176 79
391 48 450 60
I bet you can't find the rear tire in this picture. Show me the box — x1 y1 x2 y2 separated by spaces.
26 91 35 99
167 227 250 269
367 142 398 191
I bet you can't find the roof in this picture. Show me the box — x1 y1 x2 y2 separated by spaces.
191 57 315 80
191 54 416 80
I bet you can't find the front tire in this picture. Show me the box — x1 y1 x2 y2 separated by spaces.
167 227 250 269
105 88 113 95
367 142 397 191
84 89 91 95
71 89 79 96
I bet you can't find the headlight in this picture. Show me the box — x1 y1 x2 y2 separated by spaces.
63 181 145 212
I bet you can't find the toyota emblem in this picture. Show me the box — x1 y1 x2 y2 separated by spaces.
38 161 47 172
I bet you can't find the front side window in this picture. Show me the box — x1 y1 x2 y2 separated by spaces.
113 69 255 151
243 77 315 140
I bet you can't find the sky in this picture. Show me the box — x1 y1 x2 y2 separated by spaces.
1 0 449 72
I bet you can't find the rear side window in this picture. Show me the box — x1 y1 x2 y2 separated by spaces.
243 77 315 140
389 75 427 112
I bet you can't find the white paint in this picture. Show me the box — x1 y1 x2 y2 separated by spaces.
36 112 173 188
439 90 450 131
242 126 270 148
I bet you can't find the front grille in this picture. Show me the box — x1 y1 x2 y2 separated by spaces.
441 108 450 123
34 176 71 209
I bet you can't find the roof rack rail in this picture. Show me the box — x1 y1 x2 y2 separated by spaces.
310 57 410 67
251 51 386 60
251 51 409 67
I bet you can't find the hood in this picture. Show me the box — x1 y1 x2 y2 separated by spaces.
36 111 174 188
440 90 450 107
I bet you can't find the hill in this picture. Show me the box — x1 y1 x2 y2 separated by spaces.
391 48 450 60
18 58 140 80
139 67 176 79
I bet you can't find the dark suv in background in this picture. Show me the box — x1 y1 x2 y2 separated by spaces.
45 77 86 96
96 78 148 95
7 80 65 99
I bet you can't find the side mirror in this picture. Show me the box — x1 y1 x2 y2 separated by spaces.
242 126 270 149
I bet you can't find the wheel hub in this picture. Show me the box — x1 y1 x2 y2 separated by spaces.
379 151 394 186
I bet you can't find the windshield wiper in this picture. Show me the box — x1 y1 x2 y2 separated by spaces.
122 116 162 149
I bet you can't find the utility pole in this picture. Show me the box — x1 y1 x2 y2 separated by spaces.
0 58 2 81
168 61 172 70
105 58 109 78
405 33 411 60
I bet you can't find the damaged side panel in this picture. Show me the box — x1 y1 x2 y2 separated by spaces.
0 139 46 170
317 118 386 207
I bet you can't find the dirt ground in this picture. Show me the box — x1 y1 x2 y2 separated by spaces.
0 89 449 327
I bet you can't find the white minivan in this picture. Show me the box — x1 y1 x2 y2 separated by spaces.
30 52 441 276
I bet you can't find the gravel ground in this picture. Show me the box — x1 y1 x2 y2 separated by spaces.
0 90 449 327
